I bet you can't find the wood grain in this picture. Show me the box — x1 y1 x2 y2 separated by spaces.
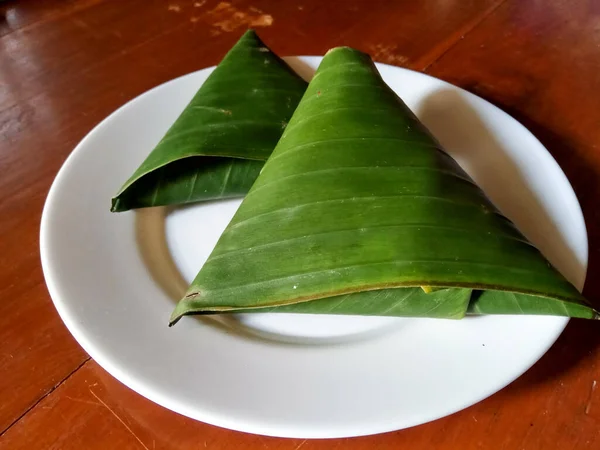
423 1 600 448
1 0 599 448
0 0 500 434
2 356 598 449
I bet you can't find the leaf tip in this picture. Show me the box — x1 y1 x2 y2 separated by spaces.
110 197 120 212
169 305 186 327
169 291 202 326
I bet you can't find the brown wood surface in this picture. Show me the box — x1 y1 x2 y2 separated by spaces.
0 0 598 448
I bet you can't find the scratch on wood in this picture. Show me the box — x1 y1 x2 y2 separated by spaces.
294 439 307 450
0 357 91 437
65 395 103 407
71 18 103 39
89 390 150 450
250 14 272 27
168 4 181 12
257 436 271 449
585 380 597 414
207 2 273 32
368 44 408 66
417 0 506 71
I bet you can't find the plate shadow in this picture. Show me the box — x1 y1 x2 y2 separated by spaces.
416 88 583 287
418 88 600 387
134 206 373 346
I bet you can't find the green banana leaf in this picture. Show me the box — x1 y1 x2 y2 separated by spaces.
170 47 597 325
111 30 307 212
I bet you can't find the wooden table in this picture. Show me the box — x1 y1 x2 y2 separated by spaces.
1 0 599 448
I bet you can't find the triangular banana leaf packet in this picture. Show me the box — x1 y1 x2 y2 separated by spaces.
170 47 597 325
111 30 307 212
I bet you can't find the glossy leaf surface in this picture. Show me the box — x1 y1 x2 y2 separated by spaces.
111 30 307 212
171 47 596 324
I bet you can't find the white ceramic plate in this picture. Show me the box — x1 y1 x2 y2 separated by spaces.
40 57 587 439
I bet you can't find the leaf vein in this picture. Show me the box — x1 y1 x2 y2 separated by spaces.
248 166 477 196
231 195 491 229
268 137 443 163
211 224 532 261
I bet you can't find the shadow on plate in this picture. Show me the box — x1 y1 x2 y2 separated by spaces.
134 206 277 342
485 102 600 391
418 88 600 388
284 57 316 82
417 88 583 287
134 206 187 301
134 206 399 346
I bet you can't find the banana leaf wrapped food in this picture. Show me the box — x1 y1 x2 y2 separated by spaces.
111 30 307 212
170 47 597 324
